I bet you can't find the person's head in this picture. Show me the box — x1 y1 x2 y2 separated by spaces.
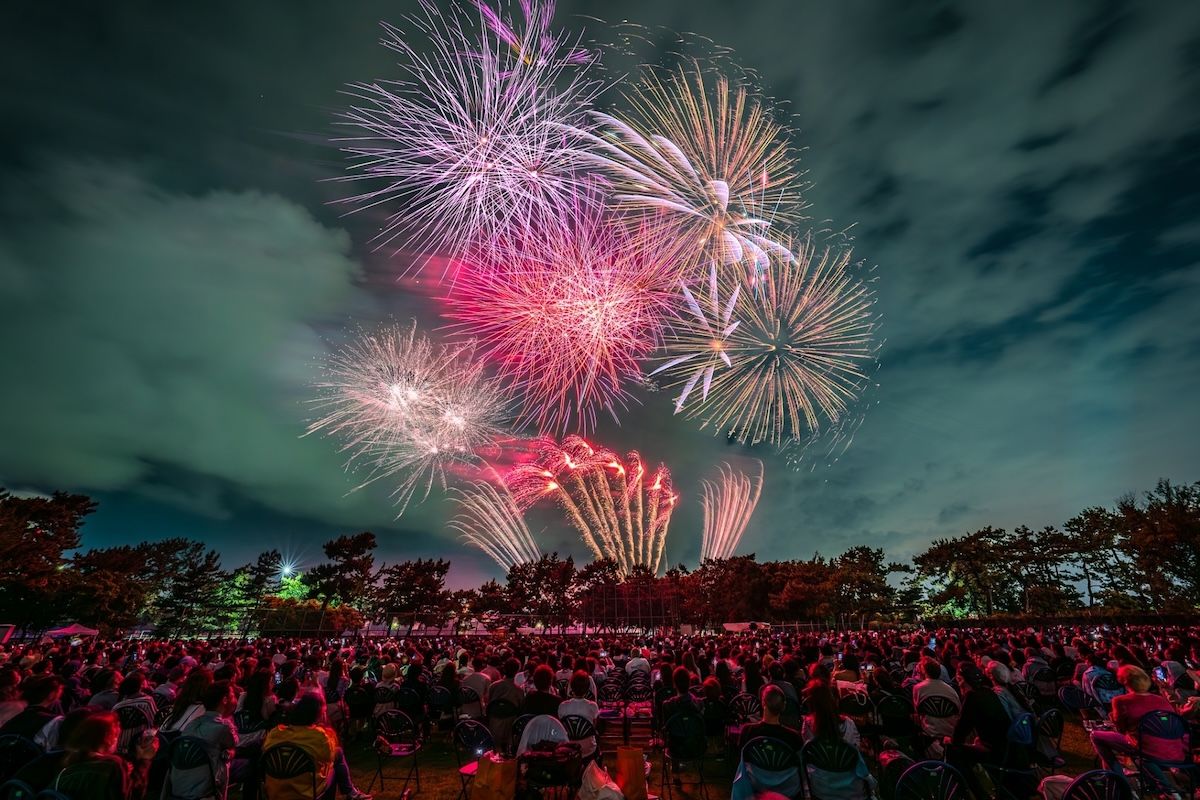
90 668 119 694
1117 665 1152 693
920 658 942 680
201 680 237 715
701 676 722 701
532 664 554 692
760 684 786 722
289 691 327 726
802 680 839 739
956 662 987 693
569 670 590 699
118 672 146 699
672 666 691 696
986 661 1012 686
21 674 63 706
502 658 521 680
64 711 120 762
57 706 103 750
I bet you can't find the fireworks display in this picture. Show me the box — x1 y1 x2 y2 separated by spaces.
700 461 764 561
317 0 882 573
449 478 541 572
564 63 802 278
308 322 510 513
655 235 879 446
335 0 599 264
442 200 676 434
506 436 676 577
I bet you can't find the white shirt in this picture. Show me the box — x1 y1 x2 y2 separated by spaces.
558 698 599 756
626 657 650 674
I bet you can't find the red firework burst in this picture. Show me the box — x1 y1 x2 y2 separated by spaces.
442 207 676 433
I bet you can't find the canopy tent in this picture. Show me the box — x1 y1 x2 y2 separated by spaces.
45 623 100 638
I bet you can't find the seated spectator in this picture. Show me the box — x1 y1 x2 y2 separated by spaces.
522 665 561 718
162 668 213 734
946 663 1030 800
1090 665 1186 776
262 691 371 800
173 680 251 800
912 657 960 749
660 666 699 724
985 662 1031 720
800 680 874 800
87 670 122 710
1 675 64 745
558 671 599 758
153 666 186 710
740 684 803 751
53 710 158 800
1081 653 1125 713
486 658 524 752
14 707 101 790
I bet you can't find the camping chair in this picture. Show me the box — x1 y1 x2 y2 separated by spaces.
1036 708 1067 772
451 720 494 800
661 712 707 800
370 709 422 795
260 743 319 800
894 759 971 800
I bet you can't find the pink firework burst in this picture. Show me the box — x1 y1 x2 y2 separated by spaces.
442 205 677 433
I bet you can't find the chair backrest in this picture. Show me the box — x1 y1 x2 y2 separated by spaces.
169 736 212 771
624 684 653 704
1054 661 1077 682
560 715 596 742
0 738 42 783
728 692 762 722
510 714 535 745
116 705 149 731
740 736 797 772
458 686 480 705
597 683 623 706
1136 710 1188 756
377 710 419 742
1058 685 1096 711
663 713 706 760
1031 668 1055 686
916 695 959 718
0 779 36 800
1007 712 1035 748
453 720 495 761
895 760 971 800
1038 709 1064 740
393 688 424 719
232 709 265 735
261 743 317 780
428 686 452 711
1060 769 1136 800
372 684 395 704
1093 673 1122 693
801 736 859 774
487 698 519 720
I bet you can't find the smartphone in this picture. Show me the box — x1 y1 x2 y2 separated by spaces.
864 663 876 673
1153 667 1167 682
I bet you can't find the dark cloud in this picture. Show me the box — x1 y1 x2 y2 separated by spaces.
1 1 1198 585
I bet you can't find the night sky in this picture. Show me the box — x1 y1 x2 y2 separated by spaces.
3 1 1199 588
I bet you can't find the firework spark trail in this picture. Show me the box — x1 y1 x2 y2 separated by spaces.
335 0 601 266
559 62 803 280
308 322 510 514
654 234 879 446
506 436 676 577
700 461 764 561
450 478 541 571
442 199 676 434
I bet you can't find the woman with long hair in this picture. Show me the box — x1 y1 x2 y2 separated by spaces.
54 710 158 800
162 667 213 733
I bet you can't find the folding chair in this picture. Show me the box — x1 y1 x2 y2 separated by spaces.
0 780 35 800
161 736 217 800
1060 769 1136 800
1132 710 1197 798
661 712 707 800
370 709 422 795
802 736 868 800
451 720 494 800
0 738 41 784
740 736 801 799
261 743 319 800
